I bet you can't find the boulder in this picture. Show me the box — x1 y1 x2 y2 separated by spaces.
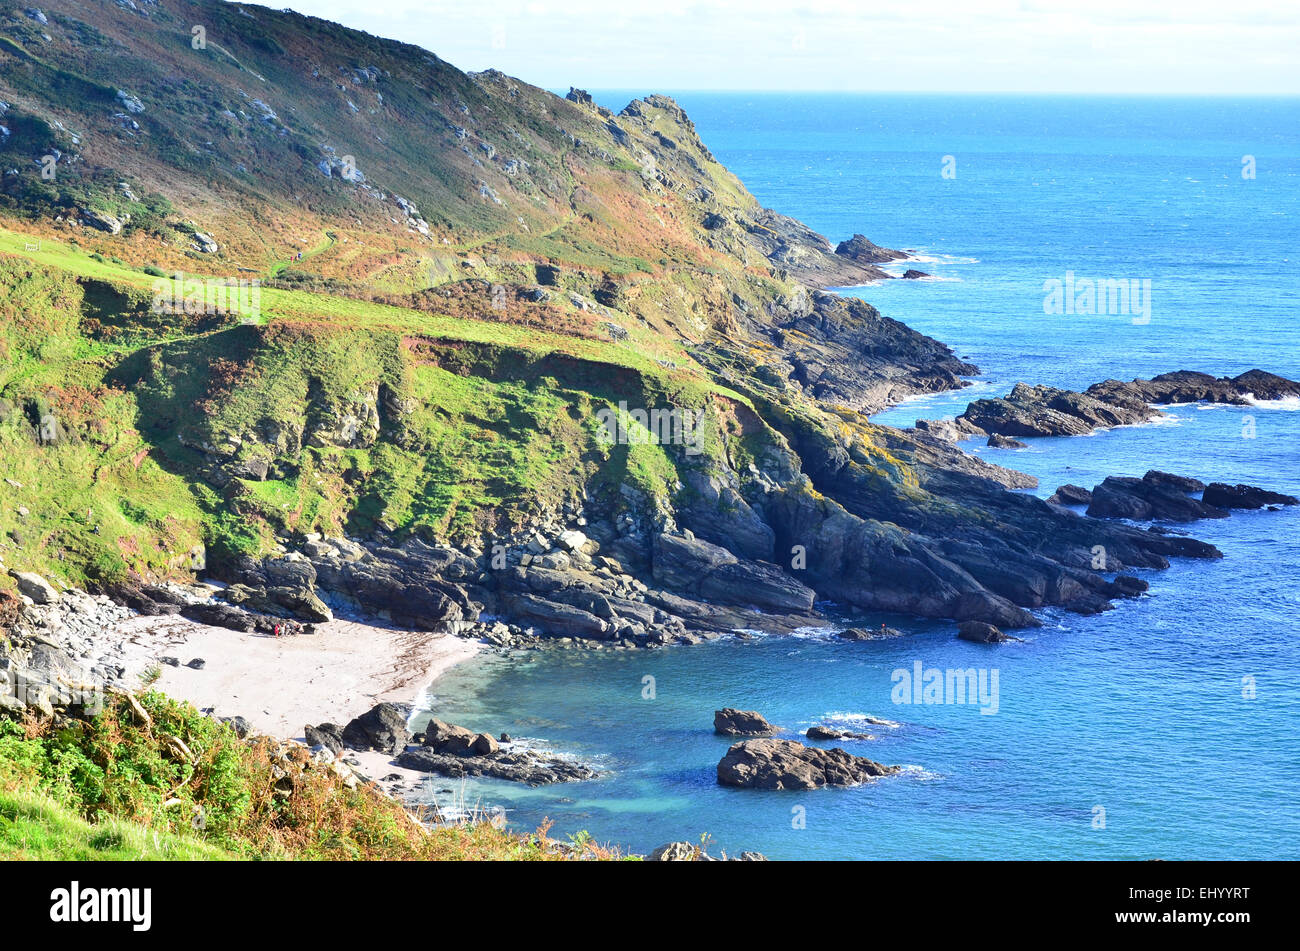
305 722 344 755
714 708 775 737
716 738 899 790
422 718 479 754
341 702 411 756
8 570 57 604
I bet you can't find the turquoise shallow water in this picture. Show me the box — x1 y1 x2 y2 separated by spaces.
414 95 1300 859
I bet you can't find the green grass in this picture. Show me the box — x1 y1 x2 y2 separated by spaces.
0 789 234 860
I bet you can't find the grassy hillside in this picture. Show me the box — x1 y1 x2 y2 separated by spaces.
0 690 621 860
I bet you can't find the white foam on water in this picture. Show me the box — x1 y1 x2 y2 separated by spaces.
1244 394 1300 410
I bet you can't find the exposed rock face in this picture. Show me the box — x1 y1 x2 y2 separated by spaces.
1202 483 1299 510
736 291 978 415
716 738 900 790
901 269 929 280
340 703 411 756
655 533 815 613
714 708 776 737
956 620 1009 643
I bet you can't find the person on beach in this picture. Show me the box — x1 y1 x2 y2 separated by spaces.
273 623 281 638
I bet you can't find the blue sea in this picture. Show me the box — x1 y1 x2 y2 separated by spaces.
416 95 1300 859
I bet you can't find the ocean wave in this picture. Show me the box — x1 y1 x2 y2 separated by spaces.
1243 394 1300 410
896 764 944 781
822 710 901 729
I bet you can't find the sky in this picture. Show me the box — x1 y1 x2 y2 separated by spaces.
281 0 1300 95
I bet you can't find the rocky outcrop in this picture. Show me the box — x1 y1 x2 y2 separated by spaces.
395 746 596 785
834 233 907 266
714 708 776 737
716 738 900 790
1202 483 1299 510
961 370 1300 440
421 718 498 756
654 533 815 613
1086 472 1227 523
1086 369 1300 406
960 382 1157 437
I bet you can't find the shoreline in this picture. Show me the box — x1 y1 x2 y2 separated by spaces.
102 609 481 789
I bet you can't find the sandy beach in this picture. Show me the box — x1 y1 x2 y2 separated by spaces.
104 611 479 748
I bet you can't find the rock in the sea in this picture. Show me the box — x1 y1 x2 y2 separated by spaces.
1046 484 1092 506
714 707 776 736
341 702 411 756
960 381 1157 438
806 725 871 741
835 625 901 641
716 738 899 790
834 233 906 264
1086 473 1227 523
395 746 596 786
1201 482 1299 510
901 269 929 280
987 433 1028 449
956 620 1008 643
